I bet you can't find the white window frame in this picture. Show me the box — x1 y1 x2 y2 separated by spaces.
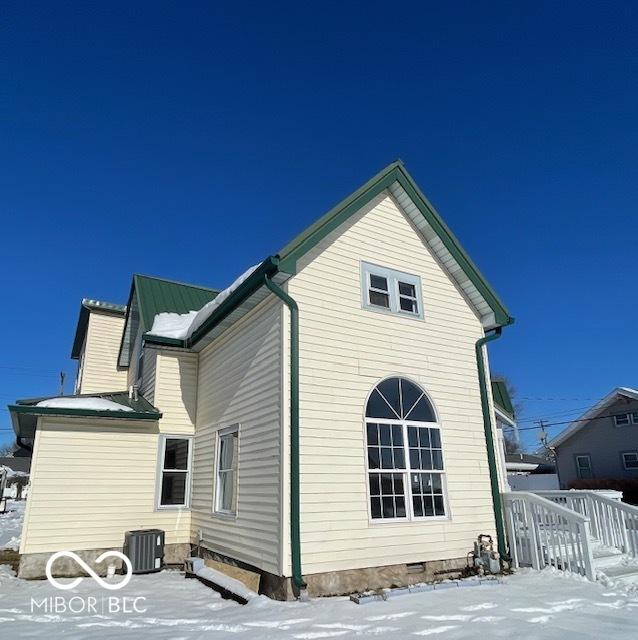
361 262 424 319
364 418 449 524
575 454 593 479
622 452 638 470
614 413 631 427
214 424 240 517
156 435 193 510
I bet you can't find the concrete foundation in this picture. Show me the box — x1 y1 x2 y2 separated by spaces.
194 544 469 600
18 542 191 580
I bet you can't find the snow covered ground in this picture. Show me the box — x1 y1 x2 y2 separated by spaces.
0 500 25 550
0 565 636 639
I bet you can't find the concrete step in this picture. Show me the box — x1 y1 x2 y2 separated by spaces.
592 546 624 569
598 561 638 586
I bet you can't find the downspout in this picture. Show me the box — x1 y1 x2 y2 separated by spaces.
475 323 511 559
263 275 306 593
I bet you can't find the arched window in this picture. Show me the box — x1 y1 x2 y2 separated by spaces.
365 378 447 521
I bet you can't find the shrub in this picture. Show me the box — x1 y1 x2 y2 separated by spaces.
569 478 638 506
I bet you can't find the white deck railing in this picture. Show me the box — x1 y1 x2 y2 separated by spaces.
533 490 638 558
502 491 595 580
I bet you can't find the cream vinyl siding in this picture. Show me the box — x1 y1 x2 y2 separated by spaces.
286 190 499 575
154 350 198 435
20 418 191 555
192 297 283 576
79 312 128 394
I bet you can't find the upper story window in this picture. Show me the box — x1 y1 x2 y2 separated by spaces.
613 412 638 427
215 425 239 516
365 377 447 522
361 262 423 319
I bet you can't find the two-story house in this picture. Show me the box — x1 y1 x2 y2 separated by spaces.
548 387 638 488
9 161 514 598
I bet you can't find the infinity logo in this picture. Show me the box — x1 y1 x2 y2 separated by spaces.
46 551 133 591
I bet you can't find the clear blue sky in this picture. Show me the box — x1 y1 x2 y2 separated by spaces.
1 1 637 449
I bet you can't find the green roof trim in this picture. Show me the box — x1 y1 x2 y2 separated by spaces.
278 161 512 328
491 378 515 420
71 299 126 359
118 274 220 367
142 161 513 351
8 391 162 438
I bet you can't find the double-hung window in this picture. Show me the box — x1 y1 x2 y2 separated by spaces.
361 262 423 318
365 377 447 521
215 425 239 515
614 412 638 427
622 452 638 470
158 436 192 508
575 454 593 479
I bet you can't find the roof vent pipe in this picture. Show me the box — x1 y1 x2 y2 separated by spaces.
129 385 139 402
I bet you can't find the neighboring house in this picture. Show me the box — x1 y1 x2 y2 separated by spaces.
547 387 638 488
9 161 514 598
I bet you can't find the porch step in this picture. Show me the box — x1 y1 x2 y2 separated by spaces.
597 561 638 586
592 545 624 570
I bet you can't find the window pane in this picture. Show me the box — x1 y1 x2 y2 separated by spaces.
418 428 430 448
413 495 424 517
408 426 419 447
632 413 638 424
420 449 433 470
369 474 380 495
366 422 379 445
379 425 391 446
368 447 380 469
432 450 444 470
366 389 399 419
370 274 388 291
424 496 435 517
164 439 189 470
393 474 404 495
408 396 436 422
382 497 395 518
219 433 237 471
393 448 405 469
431 473 443 493
377 378 401 417
624 454 638 469
399 297 418 313
433 495 445 516
381 474 393 495
391 424 403 446
371 497 382 519
401 381 423 418
161 472 186 505
410 472 422 493
395 496 406 518
369 290 390 308
615 414 630 426
398 282 416 297
409 448 420 470
429 429 441 449
219 471 236 512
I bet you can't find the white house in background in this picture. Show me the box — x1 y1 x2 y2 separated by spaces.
9 161 514 598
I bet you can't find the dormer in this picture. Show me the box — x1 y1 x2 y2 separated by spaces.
71 299 128 394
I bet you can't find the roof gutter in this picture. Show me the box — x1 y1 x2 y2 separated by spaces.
263 275 306 595
475 319 514 559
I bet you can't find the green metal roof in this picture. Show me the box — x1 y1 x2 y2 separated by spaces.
491 379 515 420
71 299 126 359
8 391 162 438
118 274 219 367
146 161 513 351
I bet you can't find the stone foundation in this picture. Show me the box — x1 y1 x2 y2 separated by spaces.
194 544 468 600
18 542 191 580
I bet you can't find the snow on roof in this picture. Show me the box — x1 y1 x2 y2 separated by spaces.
36 397 133 412
148 264 259 341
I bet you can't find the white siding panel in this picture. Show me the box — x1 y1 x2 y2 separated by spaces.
192 297 282 575
288 190 498 575
20 418 191 554
154 351 197 435
79 313 128 394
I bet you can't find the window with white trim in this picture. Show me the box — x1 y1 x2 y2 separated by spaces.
215 425 239 515
361 263 423 318
158 436 192 507
614 412 638 426
622 452 638 470
365 378 446 520
575 454 593 479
